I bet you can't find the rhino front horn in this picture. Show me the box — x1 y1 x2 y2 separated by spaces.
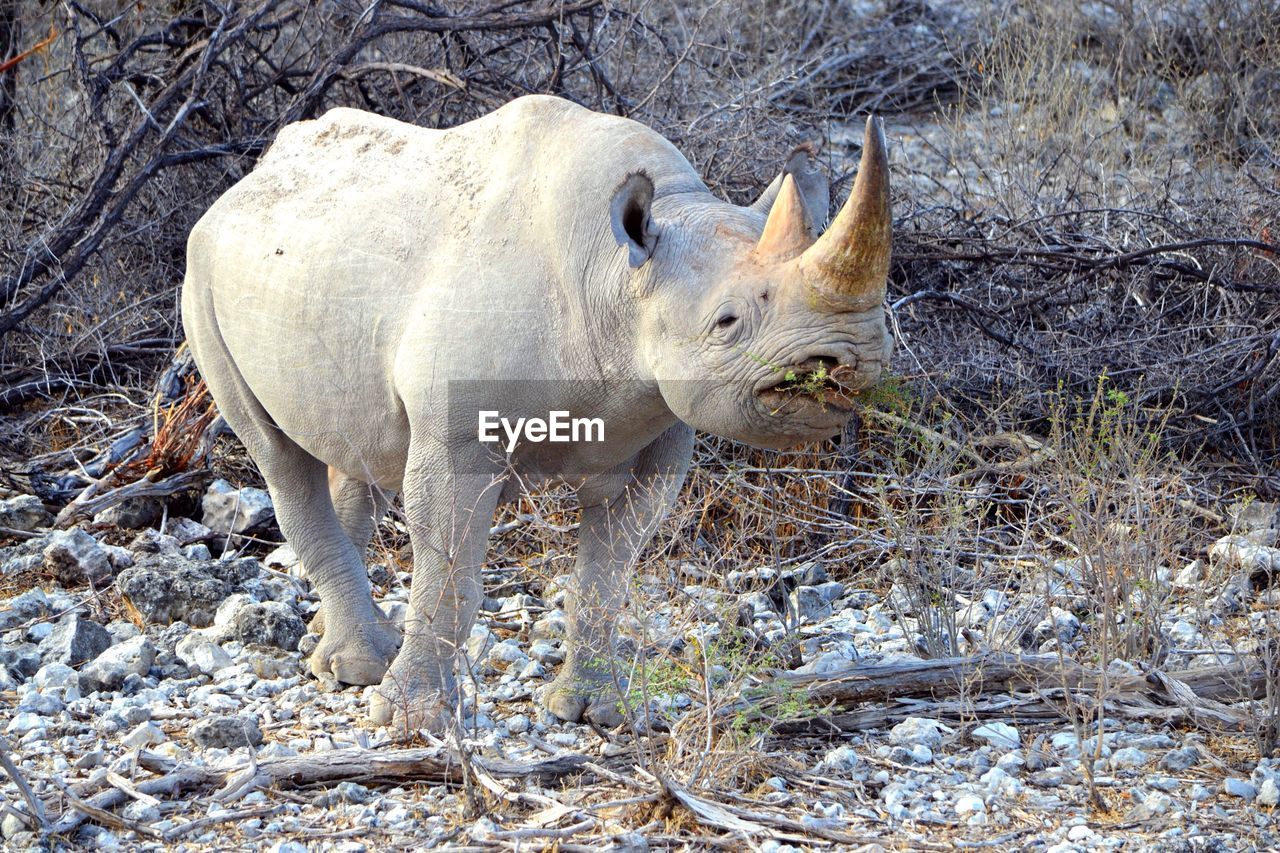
800 116 891 307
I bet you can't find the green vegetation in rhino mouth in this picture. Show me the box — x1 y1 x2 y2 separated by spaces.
760 362 862 415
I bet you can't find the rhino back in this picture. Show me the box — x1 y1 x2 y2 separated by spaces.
184 96 705 484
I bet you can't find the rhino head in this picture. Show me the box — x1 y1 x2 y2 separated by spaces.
615 118 894 449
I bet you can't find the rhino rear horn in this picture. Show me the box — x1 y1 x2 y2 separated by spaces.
754 174 813 261
799 116 891 306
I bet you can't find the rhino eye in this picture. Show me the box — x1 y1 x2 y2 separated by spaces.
715 314 738 330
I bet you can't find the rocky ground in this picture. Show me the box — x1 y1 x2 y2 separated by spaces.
2 480 1279 852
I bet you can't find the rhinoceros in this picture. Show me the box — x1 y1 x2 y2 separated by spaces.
182 95 892 731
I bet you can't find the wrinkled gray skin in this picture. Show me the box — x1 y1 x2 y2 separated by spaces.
182 95 893 732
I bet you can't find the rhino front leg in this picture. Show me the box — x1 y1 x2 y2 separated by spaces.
545 424 693 728
370 448 503 735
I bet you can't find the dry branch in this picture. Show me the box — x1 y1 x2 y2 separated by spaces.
50 744 590 835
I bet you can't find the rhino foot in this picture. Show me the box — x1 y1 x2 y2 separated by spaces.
543 671 627 729
369 673 455 738
308 608 401 686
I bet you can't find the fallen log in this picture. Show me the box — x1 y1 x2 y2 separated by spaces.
737 652 1268 733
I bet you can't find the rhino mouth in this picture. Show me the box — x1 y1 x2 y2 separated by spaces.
756 357 862 417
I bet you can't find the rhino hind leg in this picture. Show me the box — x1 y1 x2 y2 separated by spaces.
309 471 403 650
329 468 393 556
185 308 398 687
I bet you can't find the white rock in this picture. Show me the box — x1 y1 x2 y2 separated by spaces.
1110 747 1149 769
80 636 156 693
1210 534 1280 573
202 479 274 534
176 633 233 675
42 528 112 585
815 745 862 776
465 625 497 660
1167 620 1200 646
122 722 166 749
0 494 49 532
972 722 1020 749
889 716 945 749
1068 825 1097 842
5 712 44 736
34 662 81 700
954 794 985 816
264 544 300 569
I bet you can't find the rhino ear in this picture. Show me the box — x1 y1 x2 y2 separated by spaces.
751 142 829 234
610 171 657 268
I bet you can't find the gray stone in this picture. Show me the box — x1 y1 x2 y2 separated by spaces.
0 588 49 631
183 544 212 561
1110 747 1149 770
42 528 112 587
784 561 827 586
790 586 832 622
1231 500 1280 532
1 811 27 838
33 662 81 698
117 554 258 627
0 495 49 532
80 636 156 692
202 479 274 534
530 610 567 641
38 613 112 667
167 516 214 545
466 624 498 659
127 528 182 555
264 543 299 569
190 714 263 749
17 692 63 715
121 800 161 824
101 544 134 571
1 553 41 577
1224 777 1256 800
1160 746 1200 772
175 632 233 675
1252 758 1280 807
317 782 373 806
528 639 564 665
814 580 845 602
740 591 776 617
232 601 305 651
93 496 162 529
0 643 42 679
